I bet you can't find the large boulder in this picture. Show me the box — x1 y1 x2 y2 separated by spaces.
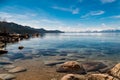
88 74 119 80
56 61 86 74
108 63 120 79
82 62 107 72
61 74 86 80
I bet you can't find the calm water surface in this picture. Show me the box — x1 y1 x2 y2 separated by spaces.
1 33 120 63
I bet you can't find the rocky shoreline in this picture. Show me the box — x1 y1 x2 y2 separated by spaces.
59 61 120 80
0 55 119 80
0 33 40 49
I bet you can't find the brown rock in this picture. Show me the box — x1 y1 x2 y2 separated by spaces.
108 63 120 79
61 74 86 80
88 74 119 80
56 61 86 74
0 74 16 80
8 67 27 73
82 62 107 72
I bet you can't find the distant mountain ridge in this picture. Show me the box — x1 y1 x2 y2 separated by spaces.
0 21 64 34
99 30 120 33
78 29 120 33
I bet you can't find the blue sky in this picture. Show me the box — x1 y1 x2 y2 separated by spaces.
0 0 120 31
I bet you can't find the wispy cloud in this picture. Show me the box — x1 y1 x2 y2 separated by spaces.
100 0 116 4
0 12 37 21
81 10 105 18
0 11 65 30
110 15 120 19
52 6 80 14
101 15 120 20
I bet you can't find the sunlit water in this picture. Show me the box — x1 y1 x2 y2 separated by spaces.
1 33 120 63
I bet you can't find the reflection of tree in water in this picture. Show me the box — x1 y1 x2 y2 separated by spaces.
39 33 61 39
39 33 46 38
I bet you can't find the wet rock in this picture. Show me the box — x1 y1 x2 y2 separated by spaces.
0 49 8 54
0 60 13 65
67 54 85 59
44 61 65 66
18 46 24 50
88 74 119 80
23 53 33 59
59 53 67 56
99 67 111 73
56 61 86 74
8 67 27 73
0 74 16 80
61 74 86 80
108 63 120 79
82 62 107 72
3 65 16 70
56 58 66 60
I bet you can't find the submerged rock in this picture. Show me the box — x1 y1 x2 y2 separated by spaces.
108 63 120 79
56 61 86 74
82 62 107 72
0 60 13 65
61 74 86 80
99 67 111 73
44 61 65 66
8 53 25 60
88 74 119 80
3 65 16 70
0 74 16 80
8 67 27 73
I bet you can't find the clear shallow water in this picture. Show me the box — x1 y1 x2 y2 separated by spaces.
1 33 120 62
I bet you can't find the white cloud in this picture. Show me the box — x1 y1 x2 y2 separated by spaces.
100 0 116 4
0 11 119 32
90 11 105 15
110 15 120 19
0 11 66 30
52 6 80 14
81 10 105 18
0 12 37 21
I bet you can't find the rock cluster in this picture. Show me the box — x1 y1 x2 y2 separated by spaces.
60 62 120 80
0 63 27 80
0 33 30 44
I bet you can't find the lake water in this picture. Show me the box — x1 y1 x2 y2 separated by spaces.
1 33 120 63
